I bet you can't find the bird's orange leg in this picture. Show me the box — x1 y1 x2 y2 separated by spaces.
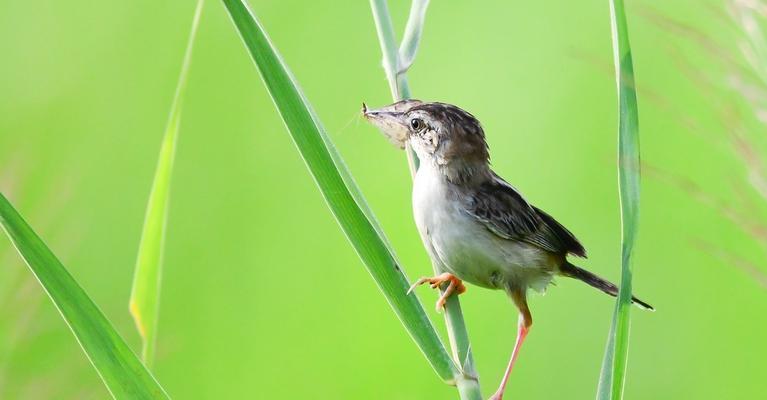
407 272 466 312
489 291 532 400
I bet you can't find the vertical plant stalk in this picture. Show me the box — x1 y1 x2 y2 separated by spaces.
368 1 482 399
129 0 204 368
597 0 640 399
369 0 419 175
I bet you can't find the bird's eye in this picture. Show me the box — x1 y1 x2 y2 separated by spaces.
410 118 425 131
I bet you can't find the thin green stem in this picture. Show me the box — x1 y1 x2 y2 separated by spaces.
456 375 483 400
369 0 419 175
368 1 481 397
369 0 402 98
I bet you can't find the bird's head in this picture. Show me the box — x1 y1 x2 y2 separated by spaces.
362 100 490 172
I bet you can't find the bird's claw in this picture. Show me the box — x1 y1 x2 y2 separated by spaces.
406 277 429 295
406 272 466 312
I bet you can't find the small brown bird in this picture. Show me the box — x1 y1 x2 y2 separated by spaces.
363 100 652 400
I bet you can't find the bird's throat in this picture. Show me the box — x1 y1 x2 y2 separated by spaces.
437 159 491 186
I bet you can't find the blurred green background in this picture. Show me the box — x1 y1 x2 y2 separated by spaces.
1 0 765 398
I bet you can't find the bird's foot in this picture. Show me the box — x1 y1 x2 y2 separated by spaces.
407 272 466 312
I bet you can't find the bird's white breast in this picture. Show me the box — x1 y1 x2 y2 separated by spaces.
412 163 557 292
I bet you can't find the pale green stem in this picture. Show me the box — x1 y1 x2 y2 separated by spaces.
456 375 483 400
368 1 481 397
369 0 419 175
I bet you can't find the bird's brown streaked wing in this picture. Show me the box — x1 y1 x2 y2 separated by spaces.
532 206 587 257
466 173 587 257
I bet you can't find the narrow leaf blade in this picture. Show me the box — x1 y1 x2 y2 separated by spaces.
0 193 169 400
129 0 204 367
597 0 641 398
398 0 430 72
221 0 457 382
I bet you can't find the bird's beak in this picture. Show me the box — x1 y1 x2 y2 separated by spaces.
362 99 422 149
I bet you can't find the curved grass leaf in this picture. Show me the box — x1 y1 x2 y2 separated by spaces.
220 0 458 383
0 193 169 399
597 0 641 398
398 0 430 74
129 0 204 367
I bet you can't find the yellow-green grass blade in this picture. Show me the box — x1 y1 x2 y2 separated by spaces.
0 193 169 399
368 2 481 398
129 0 204 367
221 0 458 383
597 0 641 398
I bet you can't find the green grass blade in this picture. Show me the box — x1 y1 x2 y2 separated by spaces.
129 0 204 367
368 2 481 398
398 0 430 72
220 0 458 383
0 193 170 399
597 0 640 398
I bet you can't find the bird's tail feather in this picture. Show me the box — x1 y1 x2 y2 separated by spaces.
561 262 654 311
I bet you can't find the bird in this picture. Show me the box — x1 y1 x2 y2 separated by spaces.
362 99 652 400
